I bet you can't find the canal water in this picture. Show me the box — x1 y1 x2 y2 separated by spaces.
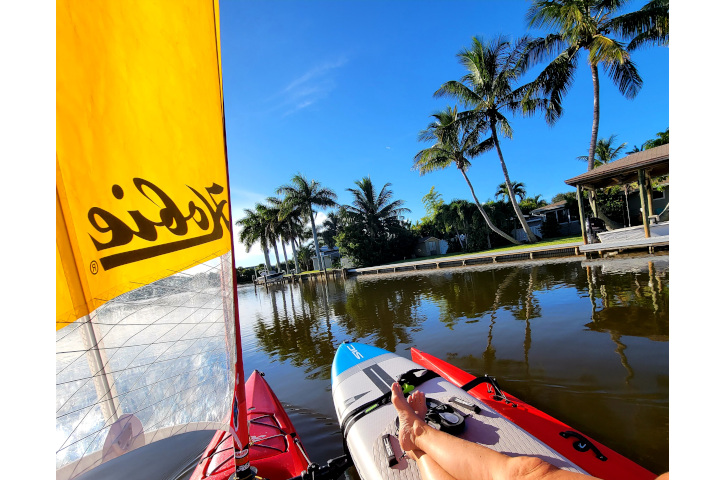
238 254 669 476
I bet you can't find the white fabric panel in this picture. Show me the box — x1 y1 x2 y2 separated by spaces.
56 253 237 479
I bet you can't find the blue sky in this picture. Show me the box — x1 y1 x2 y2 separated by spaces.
218 0 669 268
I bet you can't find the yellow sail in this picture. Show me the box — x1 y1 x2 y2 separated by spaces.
56 2 242 478
57 0 230 329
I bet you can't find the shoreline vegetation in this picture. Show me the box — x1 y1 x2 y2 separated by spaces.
384 235 582 266
237 236 584 282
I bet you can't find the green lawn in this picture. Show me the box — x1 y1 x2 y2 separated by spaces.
383 236 583 266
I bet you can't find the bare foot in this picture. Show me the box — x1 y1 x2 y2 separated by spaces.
391 383 427 452
408 390 427 419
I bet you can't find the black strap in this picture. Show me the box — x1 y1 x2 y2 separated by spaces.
460 375 517 407
340 368 439 439
424 398 465 434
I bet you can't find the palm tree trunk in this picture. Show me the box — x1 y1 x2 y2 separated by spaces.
262 242 272 272
290 240 300 274
491 127 537 243
459 168 520 245
309 210 324 271
588 62 600 173
463 220 470 251
280 239 290 274
585 62 622 231
271 241 282 272
587 62 600 221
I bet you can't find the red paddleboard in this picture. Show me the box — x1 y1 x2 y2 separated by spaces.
410 348 656 480
190 370 310 480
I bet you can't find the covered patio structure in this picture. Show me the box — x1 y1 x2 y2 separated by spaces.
564 144 669 245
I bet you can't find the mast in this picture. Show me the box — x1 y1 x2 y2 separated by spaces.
212 0 253 473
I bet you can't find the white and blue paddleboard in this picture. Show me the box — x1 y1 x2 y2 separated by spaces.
331 342 587 480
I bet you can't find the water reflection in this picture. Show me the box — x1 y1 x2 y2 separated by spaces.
249 257 668 381
241 255 669 473
333 279 423 350
583 259 669 385
252 282 337 380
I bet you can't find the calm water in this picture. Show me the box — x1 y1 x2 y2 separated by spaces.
238 254 669 475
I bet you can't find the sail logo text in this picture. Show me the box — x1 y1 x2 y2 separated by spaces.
87 178 229 271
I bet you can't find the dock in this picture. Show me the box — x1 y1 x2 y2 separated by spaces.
243 236 669 285
346 237 669 277
250 268 348 288
578 235 669 256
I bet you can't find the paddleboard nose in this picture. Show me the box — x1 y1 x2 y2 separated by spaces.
331 342 391 380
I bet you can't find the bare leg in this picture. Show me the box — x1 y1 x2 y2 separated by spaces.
391 383 600 480
407 448 456 480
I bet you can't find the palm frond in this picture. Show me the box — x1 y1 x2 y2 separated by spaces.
608 0 668 50
601 53 642 99
528 43 579 125
413 147 456 174
434 80 479 107
468 136 495 157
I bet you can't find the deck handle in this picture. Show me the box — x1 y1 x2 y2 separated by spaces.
560 431 607 461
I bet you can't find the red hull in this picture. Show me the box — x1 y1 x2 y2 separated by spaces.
190 371 310 480
410 348 656 480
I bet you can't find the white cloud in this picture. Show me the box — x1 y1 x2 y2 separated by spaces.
282 57 347 94
272 57 348 116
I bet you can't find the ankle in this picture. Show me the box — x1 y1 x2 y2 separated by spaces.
406 448 425 462
411 418 429 449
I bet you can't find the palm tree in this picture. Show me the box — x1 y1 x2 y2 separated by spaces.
495 181 526 203
642 127 668 149
525 1 651 171
626 127 668 155
255 202 283 272
609 0 669 52
414 105 521 245
277 174 337 272
236 204 272 273
344 176 410 238
435 36 544 243
434 203 464 248
519 195 548 215
272 196 310 274
264 197 294 273
576 134 628 167
525 1 667 228
626 144 643 154
296 243 314 272
321 208 344 248
450 199 478 250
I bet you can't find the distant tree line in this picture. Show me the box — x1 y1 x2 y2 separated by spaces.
236 174 417 271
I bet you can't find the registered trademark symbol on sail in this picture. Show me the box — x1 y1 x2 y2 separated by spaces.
90 261 98 275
